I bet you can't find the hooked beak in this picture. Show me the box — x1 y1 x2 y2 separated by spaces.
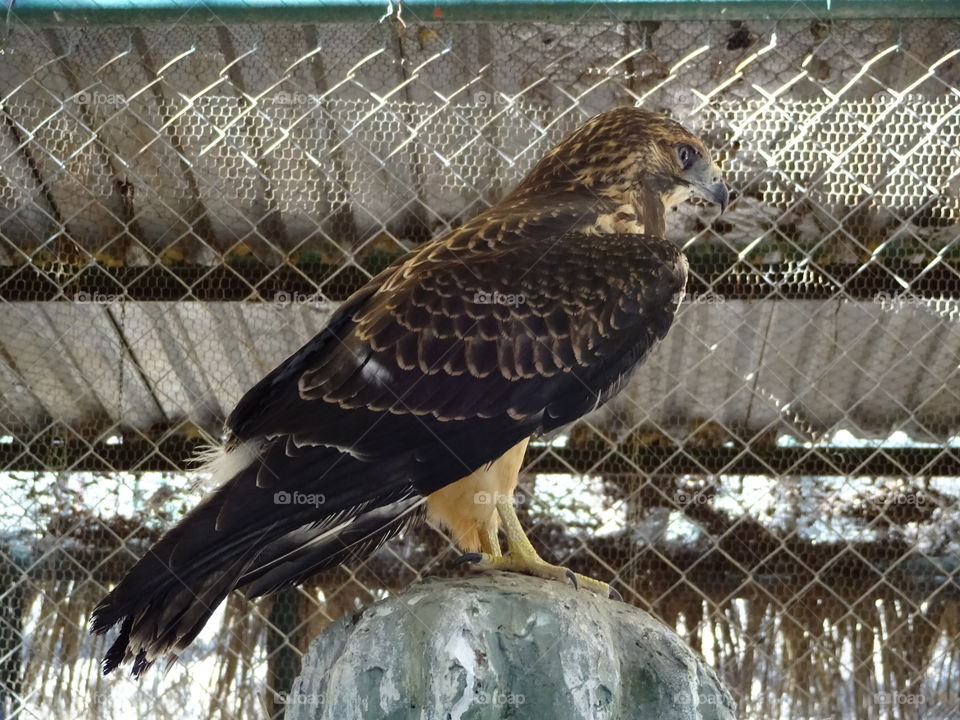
700 181 729 213
686 158 729 213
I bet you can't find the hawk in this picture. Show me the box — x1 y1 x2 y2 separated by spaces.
92 107 728 676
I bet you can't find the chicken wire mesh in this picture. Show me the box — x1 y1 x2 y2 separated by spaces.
0 12 958 720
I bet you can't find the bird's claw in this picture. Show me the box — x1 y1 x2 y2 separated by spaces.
452 551 621 601
452 552 483 568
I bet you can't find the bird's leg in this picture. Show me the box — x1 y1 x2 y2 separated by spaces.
455 494 621 600
478 524 502 557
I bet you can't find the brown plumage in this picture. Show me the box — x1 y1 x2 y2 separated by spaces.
91 106 727 676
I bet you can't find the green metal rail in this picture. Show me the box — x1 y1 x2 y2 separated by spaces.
6 0 960 25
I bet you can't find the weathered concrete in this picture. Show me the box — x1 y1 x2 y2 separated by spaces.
284 573 736 720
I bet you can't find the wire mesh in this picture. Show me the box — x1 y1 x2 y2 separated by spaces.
0 13 958 720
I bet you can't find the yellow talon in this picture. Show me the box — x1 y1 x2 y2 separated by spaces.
455 494 620 600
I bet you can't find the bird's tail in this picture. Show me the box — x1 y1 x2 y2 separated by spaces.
239 495 425 598
90 440 418 677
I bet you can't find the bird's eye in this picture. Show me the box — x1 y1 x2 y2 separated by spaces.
676 144 698 171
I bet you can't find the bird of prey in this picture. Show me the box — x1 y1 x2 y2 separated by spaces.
91 106 728 676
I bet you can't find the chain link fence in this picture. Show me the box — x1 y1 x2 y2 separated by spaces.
0 11 958 720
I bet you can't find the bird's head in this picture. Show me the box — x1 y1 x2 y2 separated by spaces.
509 107 728 226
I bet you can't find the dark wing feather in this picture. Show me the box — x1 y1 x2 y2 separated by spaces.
239 497 426 598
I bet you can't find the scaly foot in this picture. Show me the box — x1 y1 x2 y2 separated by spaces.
452 493 622 601
453 551 622 600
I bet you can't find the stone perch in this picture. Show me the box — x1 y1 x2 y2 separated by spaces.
284 573 736 720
